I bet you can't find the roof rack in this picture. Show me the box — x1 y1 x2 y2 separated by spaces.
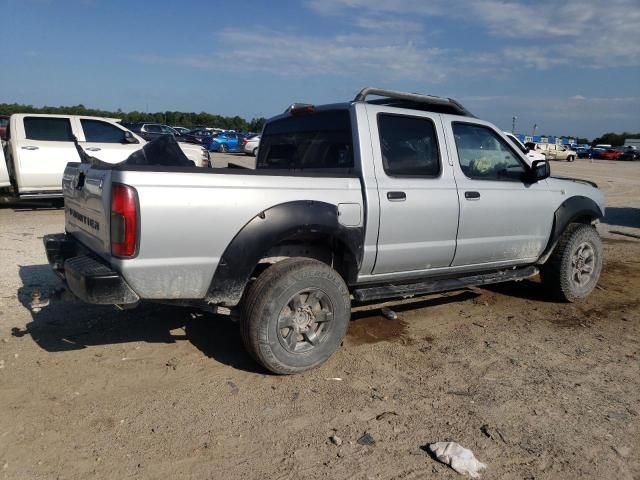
353 87 474 117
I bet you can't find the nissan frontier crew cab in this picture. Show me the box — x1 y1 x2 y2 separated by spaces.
44 88 605 374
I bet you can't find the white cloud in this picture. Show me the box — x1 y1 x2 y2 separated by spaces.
134 0 640 87
137 28 451 82
307 0 640 68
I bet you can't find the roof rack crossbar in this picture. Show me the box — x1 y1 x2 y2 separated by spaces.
353 87 474 117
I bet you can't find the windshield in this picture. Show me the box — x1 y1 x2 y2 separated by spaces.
257 109 354 171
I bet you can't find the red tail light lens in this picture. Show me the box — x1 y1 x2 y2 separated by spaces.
111 183 138 257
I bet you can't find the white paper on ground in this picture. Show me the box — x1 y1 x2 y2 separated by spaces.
429 441 487 478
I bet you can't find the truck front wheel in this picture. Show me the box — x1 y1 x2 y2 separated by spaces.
540 223 603 302
240 258 351 374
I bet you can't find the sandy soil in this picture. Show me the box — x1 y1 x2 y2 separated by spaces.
0 158 638 480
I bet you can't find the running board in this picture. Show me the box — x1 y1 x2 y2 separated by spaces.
353 266 539 302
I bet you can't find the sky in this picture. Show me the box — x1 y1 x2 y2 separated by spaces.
1 0 639 139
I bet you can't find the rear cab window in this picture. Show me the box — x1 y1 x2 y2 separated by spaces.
24 117 74 141
257 109 354 173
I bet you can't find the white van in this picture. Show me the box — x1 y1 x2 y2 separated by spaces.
2 114 209 198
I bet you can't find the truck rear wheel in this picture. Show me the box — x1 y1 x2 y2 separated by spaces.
540 223 603 302
241 258 351 374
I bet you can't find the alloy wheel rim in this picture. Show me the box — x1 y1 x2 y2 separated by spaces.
571 242 596 288
277 289 334 353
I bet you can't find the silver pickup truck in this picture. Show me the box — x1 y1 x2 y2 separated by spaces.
44 88 605 374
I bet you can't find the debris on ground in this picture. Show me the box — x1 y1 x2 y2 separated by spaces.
330 435 343 446
612 445 631 458
381 307 398 320
428 441 487 478
165 357 179 370
357 432 376 446
480 424 507 443
375 411 398 421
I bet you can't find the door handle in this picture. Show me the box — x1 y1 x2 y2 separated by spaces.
21 146 39 150
85 147 102 152
464 191 480 200
387 191 406 201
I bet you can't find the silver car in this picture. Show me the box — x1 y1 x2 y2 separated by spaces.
243 135 260 156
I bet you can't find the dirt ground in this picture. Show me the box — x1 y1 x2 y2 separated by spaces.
0 158 638 480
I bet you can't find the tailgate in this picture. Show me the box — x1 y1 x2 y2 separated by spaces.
62 162 113 259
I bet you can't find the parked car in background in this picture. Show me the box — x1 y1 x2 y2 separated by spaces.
0 115 9 140
2 114 209 198
533 143 576 162
242 135 260 156
172 126 191 135
120 122 180 142
575 147 590 158
504 132 545 162
598 149 623 160
182 128 215 144
0 139 9 188
207 132 245 152
620 149 640 161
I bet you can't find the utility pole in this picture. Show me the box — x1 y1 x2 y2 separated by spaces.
512 116 517 134
532 123 537 137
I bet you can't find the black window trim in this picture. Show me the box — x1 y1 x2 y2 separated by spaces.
451 120 530 183
376 112 443 180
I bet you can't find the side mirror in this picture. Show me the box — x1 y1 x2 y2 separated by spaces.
529 159 550 182
123 131 139 144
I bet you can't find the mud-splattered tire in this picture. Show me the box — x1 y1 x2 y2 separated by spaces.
240 258 351 374
540 223 603 302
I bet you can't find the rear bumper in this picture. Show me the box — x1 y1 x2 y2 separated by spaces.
43 233 139 305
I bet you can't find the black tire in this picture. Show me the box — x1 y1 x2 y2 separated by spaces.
567 155 575 162
218 143 228 153
240 258 351 374
252 148 258 157
540 223 603 302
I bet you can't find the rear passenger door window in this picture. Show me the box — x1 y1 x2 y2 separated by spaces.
377 114 441 177
452 123 525 181
80 119 126 143
24 117 74 141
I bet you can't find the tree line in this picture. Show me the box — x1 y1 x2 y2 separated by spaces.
590 132 640 147
0 103 267 133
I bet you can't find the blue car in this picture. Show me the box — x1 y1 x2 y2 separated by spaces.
206 132 245 152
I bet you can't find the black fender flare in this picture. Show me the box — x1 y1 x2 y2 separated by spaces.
206 200 364 306
538 195 603 263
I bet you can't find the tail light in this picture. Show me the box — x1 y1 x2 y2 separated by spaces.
111 183 138 257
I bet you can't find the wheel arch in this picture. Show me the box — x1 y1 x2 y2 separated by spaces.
206 200 364 307
538 195 603 264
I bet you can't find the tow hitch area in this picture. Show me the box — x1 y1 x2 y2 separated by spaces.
28 287 78 313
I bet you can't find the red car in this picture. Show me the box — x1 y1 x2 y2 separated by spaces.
0 115 8 141
599 149 623 160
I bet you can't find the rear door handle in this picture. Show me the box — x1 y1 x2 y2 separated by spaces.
465 191 480 200
21 146 39 150
85 147 102 152
387 191 406 201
